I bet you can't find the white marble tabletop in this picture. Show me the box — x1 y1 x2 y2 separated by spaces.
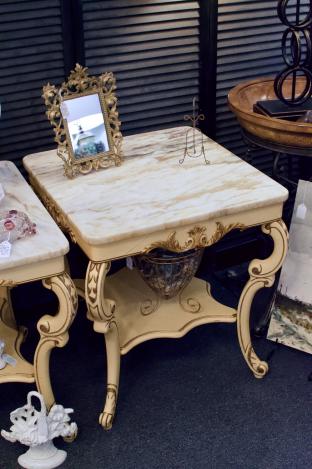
0 161 68 272
23 127 288 246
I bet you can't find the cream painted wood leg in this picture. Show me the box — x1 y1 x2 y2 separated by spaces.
85 261 119 430
0 285 16 329
99 323 119 430
34 272 78 409
237 220 288 378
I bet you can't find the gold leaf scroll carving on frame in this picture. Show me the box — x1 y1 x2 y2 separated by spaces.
42 64 122 179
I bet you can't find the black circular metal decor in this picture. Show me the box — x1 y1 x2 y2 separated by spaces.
274 0 312 105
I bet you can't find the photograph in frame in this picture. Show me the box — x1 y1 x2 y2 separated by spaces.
267 179 312 354
61 93 110 161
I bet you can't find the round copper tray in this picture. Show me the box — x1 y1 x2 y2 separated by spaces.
228 77 312 151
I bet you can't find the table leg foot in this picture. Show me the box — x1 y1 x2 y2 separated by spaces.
34 272 78 409
99 383 118 430
0 286 15 329
246 343 269 379
237 220 288 378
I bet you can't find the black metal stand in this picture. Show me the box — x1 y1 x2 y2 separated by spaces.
256 1 312 119
275 0 312 107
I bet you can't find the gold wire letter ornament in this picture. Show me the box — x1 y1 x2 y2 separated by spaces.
42 64 123 179
180 97 210 165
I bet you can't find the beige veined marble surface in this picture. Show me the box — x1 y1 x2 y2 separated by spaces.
0 161 68 271
23 126 288 246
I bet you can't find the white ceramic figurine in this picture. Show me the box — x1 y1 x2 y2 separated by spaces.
1 391 77 469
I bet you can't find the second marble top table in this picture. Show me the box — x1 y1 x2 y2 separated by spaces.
0 161 77 409
23 126 289 429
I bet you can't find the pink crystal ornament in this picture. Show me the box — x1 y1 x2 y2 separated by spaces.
0 210 36 243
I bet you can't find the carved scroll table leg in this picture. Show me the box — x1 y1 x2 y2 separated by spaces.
237 220 288 378
34 272 78 409
0 286 16 330
85 261 119 430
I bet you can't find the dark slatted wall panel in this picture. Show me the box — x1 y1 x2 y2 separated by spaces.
216 0 310 175
82 0 200 134
0 0 65 167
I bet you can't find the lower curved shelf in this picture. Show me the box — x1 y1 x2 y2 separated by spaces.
105 268 237 355
0 321 34 384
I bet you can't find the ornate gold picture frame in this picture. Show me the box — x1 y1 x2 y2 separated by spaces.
42 64 122 178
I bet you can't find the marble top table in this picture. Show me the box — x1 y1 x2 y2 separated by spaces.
0 161 77 410
23 127 288 260
0 161 68 281
24 126 289 429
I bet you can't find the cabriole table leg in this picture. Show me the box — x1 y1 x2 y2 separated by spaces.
99 324 119 430
34 272 78 409
237 220 288 378
0 285 16 330
85 261 120 430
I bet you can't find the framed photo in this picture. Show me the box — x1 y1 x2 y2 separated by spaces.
268 179 312 354
42 64 122 178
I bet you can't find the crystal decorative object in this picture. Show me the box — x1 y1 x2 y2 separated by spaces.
0 210 36 243
134 248 203 300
